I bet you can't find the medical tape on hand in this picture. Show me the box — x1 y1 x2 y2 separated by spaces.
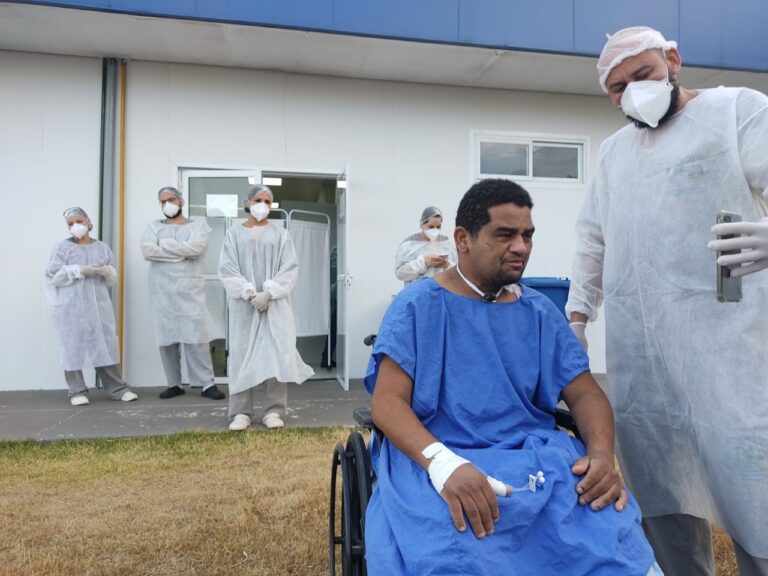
423 442 509 497
422 442 470 494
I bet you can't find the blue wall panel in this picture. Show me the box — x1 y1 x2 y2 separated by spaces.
196 0 334 30
679 0 723 66
721 0 768 70
332 0 458 42
573 0 679 55
458 0 573 53
11 0 768 71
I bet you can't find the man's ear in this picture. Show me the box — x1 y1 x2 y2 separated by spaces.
665 47 682 76
454 226 470 253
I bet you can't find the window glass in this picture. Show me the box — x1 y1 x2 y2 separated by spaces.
480 142 528 176
532 144 580 179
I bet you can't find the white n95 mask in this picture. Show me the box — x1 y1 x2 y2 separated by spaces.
70 223 89 239
425 228 440 242
162 201 181 218
250 202 270 221
620 79 673 128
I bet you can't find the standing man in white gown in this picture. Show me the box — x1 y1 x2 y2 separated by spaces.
141 186 225 401
567 26 768 576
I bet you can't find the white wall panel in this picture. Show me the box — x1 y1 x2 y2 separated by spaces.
0 50 101 391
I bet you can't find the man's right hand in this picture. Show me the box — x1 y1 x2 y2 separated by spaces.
441 463 501 538
424 442 507 538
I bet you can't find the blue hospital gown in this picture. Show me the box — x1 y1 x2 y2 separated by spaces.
364 279 655 576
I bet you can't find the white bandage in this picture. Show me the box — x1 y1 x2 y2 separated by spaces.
422 442 509 497
422 442 469 495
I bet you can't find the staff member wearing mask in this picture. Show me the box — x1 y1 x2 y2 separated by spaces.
45 207 138 406
567 26 768 576
395 206 457 286
219 185 313 431
141 186 225 401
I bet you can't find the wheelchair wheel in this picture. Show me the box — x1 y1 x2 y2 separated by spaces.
329 431 371 576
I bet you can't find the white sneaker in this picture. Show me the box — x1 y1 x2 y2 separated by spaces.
120 391 138 402
229 414 251 431
70 394 90 406
262 412 284 429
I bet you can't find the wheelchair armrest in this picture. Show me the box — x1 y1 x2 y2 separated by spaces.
555 407 581 440
353 407 375 429
363 334 377 347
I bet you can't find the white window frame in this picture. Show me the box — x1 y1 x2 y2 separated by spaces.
471 130 588 186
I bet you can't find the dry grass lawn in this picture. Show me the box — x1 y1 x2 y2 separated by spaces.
0 429 738 575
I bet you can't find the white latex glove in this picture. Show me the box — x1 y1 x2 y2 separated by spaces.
241 286 257 301
249 291 271 312
80 265 98 277
709 217 768 277
569 322 588 352
96 266 112 277
422 442 508 497
425 254 447 268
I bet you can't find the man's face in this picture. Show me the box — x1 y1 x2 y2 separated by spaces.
456 203 534 288
159 192 182 207
604 48 680 107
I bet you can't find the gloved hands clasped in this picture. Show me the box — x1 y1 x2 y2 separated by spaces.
249 291 271 312
709 216 768 277
80 264 110 278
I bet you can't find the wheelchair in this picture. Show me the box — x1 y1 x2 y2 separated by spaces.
328 333 581 576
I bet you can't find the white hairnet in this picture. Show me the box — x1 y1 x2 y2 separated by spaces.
245 185 274 203
420 206 443 225
63 207 90 220
597 26 677 93
157 186 182 200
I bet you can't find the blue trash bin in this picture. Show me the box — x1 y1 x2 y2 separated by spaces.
519 277 570 317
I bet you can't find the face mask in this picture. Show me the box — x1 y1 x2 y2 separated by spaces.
70 223 89 239
162 201 181 218
250 202 270 221
424 228 441 242
620 78 673 129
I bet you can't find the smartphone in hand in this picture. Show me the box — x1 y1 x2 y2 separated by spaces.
716 210 742 303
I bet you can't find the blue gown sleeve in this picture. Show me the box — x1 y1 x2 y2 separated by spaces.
533 299 590 413
364 291 418 395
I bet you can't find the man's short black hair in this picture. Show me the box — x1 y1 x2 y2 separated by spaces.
456 179 533 236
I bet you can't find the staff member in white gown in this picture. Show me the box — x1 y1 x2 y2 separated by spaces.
219 185 313 431
395 206 457 286
45 207 138 406
141 186 225 401
567 26 768 576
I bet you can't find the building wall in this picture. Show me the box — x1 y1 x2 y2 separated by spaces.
1 51 625 392
0 50 102 390
122 60 620 387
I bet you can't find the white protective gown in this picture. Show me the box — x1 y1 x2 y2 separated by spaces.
567 87 768 557
218 223 313 394
141 220 210 346
45 238 120 371
394 233 457 285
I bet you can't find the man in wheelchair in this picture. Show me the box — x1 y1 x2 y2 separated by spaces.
364 179 662 575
